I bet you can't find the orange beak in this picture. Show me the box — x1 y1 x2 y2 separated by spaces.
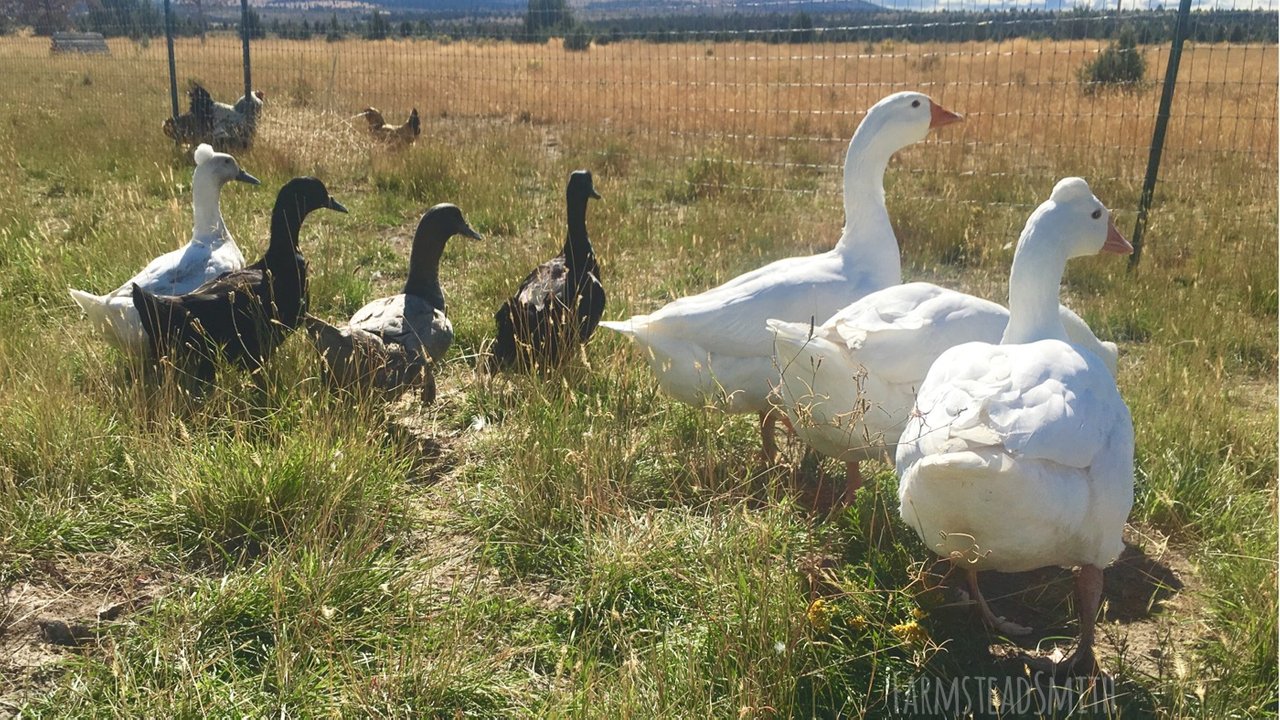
1101 214 1133 255
929 100 963 130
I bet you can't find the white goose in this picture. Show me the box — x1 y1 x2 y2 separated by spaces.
768 284 1117 505
600 92 962 459
895 177 1134 673
68 143 258 353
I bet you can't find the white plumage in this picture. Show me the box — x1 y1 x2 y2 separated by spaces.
768 282 1117 495
893 177 1136 671
600 92 962 456
896 338 1133 572
68 144 258 353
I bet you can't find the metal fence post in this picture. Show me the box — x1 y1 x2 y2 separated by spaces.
164 0 178 122
241 0 252 98
1129 0 1193 270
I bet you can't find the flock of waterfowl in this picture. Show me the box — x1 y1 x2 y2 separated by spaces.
69 90 1134 675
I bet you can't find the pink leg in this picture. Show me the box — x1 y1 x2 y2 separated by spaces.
843 461 863 506
759 410 779 465
1060 564 1103 675
967 567 1031 636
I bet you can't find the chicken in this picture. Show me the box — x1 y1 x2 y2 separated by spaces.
356 107 421 145
163 82 265 151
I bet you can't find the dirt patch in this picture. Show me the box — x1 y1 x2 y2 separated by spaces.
392 379 570 617
0 552 170 712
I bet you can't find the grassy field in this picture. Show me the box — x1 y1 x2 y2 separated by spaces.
0 34 1276 718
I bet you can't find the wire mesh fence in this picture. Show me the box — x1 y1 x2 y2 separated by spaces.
0 1 1274 246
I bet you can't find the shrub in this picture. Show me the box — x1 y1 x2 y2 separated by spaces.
1079 29 1146 92
564 23 591 52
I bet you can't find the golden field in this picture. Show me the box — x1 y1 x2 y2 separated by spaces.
1 34 1274 184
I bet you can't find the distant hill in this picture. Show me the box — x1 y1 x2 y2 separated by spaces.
577 0 883 15
351 0 882 17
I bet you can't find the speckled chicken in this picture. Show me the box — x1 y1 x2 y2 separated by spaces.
163 82 264 150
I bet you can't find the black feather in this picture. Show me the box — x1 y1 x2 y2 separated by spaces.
133 177 345 384
489 171 605 370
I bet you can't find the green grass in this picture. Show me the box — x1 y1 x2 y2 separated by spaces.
0 70 1275 719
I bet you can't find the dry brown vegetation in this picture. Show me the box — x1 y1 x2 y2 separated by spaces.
1 34 1274 181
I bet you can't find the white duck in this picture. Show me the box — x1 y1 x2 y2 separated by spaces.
768 286 1117 506
894 177 1134 673
69 143 258 353
599 92 962 459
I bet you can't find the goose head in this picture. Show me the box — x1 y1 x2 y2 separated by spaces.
1022 177 1132 261
1002 178 1131 345
274 177 348 225
193 143 260 188
567 170 603 202
267 178 347 256
415 203 482 243
853 91 962 157
404 204 481 304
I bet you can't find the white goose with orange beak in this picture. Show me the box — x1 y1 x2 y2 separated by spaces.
600 92 962 460
895 177 1135 674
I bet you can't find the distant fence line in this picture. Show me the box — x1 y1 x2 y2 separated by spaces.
0 4 1275 261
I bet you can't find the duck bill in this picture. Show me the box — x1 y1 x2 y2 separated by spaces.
235 170 261 185
929 101 963 130
328 198 349 214
1101 216 1133 255
590 189 603 200
462 225 483 240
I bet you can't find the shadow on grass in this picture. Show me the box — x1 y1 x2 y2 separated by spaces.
905 536 1185 717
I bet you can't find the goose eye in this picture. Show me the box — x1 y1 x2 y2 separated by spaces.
912 99 921 108
1091 209 1103 219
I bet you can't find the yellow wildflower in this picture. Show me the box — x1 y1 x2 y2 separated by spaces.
891 620 930 646
806 598 834 633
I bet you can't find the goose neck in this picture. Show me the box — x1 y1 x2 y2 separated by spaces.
266 201 304 266
1002 235 1069 345
562 194 593 268
403 231 447 310
191 173 227 245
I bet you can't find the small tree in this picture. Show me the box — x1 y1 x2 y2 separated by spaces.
364 10 388 40
325 12 343 42
1079 28 1146 93
789 11 815 43
563 22 590 51
525 0 570 40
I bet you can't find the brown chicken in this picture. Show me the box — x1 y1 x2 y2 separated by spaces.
356 107 421 144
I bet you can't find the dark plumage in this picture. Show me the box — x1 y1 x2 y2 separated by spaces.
489 170 605 370
306 204 482 403
163 82 265 150
132 177 347 384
